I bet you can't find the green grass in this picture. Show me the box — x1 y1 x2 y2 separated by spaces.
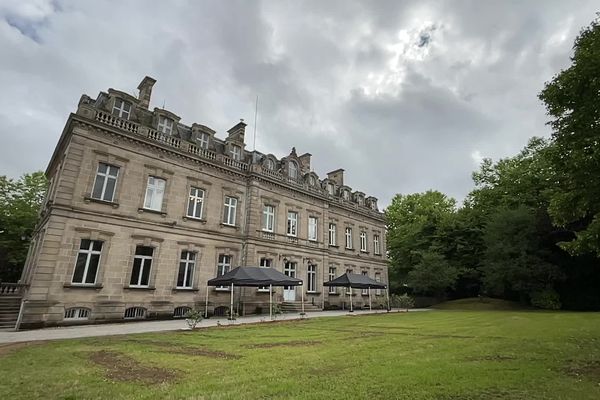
432 297 526 311
1 310 600 399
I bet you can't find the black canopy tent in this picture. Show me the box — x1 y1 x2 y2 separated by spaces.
206 266 303 320
323 272 389 312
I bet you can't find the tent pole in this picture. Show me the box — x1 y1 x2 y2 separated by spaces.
321 287 325 311
204 283 210 318
269 284 273 320
369 287 372 311
301 285 305 315
349 286 353 312
386 286 390 312
230 283 234 320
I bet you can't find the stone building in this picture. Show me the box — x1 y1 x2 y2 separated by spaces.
17 77 388 329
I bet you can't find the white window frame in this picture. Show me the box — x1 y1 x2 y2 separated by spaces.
265 158 275 170
216 254 232 290
230 145 241 161
360 232 367 252
374 234 381 255
362 271 369 295
177 251 196 289
158 115 173 135
186 187 205 219
92 163 119 202
288 161 298 179
287 211 298 237
112 98 131 120
343 190 350 200
328 223 337 246
307 264 317 293
345 227 353 249
327 183 334 196
130 246 153 288
144 176 166 211
308 217 318 242
223 196 238 226
198 132 209 149
262 205 275 232
328 266 337 294
71 239 103 285
375 273 382 295
64 307 90 320
258 258 272 292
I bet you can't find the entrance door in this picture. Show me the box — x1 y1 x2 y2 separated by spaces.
283 262 296 301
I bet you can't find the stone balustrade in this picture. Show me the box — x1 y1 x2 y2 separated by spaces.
96 111 139 134
0 282 26 296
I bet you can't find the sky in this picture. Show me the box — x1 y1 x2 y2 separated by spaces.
1 0 598 208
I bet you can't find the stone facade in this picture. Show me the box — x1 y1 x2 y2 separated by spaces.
18 77 388 329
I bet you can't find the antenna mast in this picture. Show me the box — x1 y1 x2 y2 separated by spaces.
253 95 258 152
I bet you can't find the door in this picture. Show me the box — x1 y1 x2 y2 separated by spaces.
283 261 296 301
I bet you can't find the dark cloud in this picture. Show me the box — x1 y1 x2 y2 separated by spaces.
1 0 598 208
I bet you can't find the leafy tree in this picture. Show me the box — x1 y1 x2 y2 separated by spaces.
0 172 47 281
481 206 563 306
406 251 460 297
539 17 600 256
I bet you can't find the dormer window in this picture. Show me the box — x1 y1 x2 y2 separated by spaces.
197 132 209 149
112 98 131 120
230 145 241 161
158 115 173 135
357 196 364 206
343 190 350 201
288 161 298 179
265 158 275 170
327 183 334 196
309 175 316 186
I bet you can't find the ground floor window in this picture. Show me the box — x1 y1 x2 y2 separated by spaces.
64 307 90 320
177 251 196 288
328 266 337 294
130 246 153 287
258 258 272 292
124 307 146 320
362 271 369 295
217 254 232 290
307 264 317 293
375 273 382 295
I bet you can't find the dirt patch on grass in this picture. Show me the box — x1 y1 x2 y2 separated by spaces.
244 340 321 349
0 341 45 358
563 359 600 380
88 350 179 384
465 355 517 362
134 340 242 360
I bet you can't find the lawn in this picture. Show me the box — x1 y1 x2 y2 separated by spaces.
1 310 600 399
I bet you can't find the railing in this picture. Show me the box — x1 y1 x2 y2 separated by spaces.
223 157 249 171
286 236 298 244
260 168 283 180
188 143 216 160
261 231 275 240
0 282 26 296
95 111 139 134
147 129 181 148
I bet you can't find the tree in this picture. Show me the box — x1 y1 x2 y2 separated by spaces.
406 251 460 297
0 172 48 281
481 206 563 306
539 17 600 256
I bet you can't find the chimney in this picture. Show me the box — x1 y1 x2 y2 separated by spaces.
227 120 247 143
137 76 157 109
327 169 345 186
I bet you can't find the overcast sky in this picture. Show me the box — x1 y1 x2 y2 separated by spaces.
1 1 598 207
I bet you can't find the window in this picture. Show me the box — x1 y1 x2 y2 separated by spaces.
307 264 317 293
72 239 102 285
216 254 232 290
64 307 90 320
375 273 382 295
360 232 367 252
230 145 241 161
130 246 153 287
262 205 275 232
287 211 298 236
345 227 353 249
328 266 337 294
328 223 337 246
186 187 204 219
177 251 196 289
144 176 166 211
198 132 209 149
327 183 334 196
288 161 298 179
91 163 119 202
265 158 275 170
362 271 369 295
158 115 173 135
223 196 237 225
174 306 191 318
112 98 131 120
374 235 381 255
124 307 146 319
309 175 316 186
258 258 272 291
357 196 364 206
308 217 318 241
343 190 350 200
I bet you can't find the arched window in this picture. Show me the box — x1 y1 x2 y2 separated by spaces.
288 161 298 179
173 306 192 318
309 175 316 186
64 307 90 320
265 158 275 170
124 307 147 320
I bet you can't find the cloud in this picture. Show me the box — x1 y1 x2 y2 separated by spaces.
1 0 598 208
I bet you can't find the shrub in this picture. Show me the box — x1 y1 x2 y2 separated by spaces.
390 294 415 310
184 309 203 329
530 289 561 310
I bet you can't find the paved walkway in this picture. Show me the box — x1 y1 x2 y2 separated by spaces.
0 308 430 344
